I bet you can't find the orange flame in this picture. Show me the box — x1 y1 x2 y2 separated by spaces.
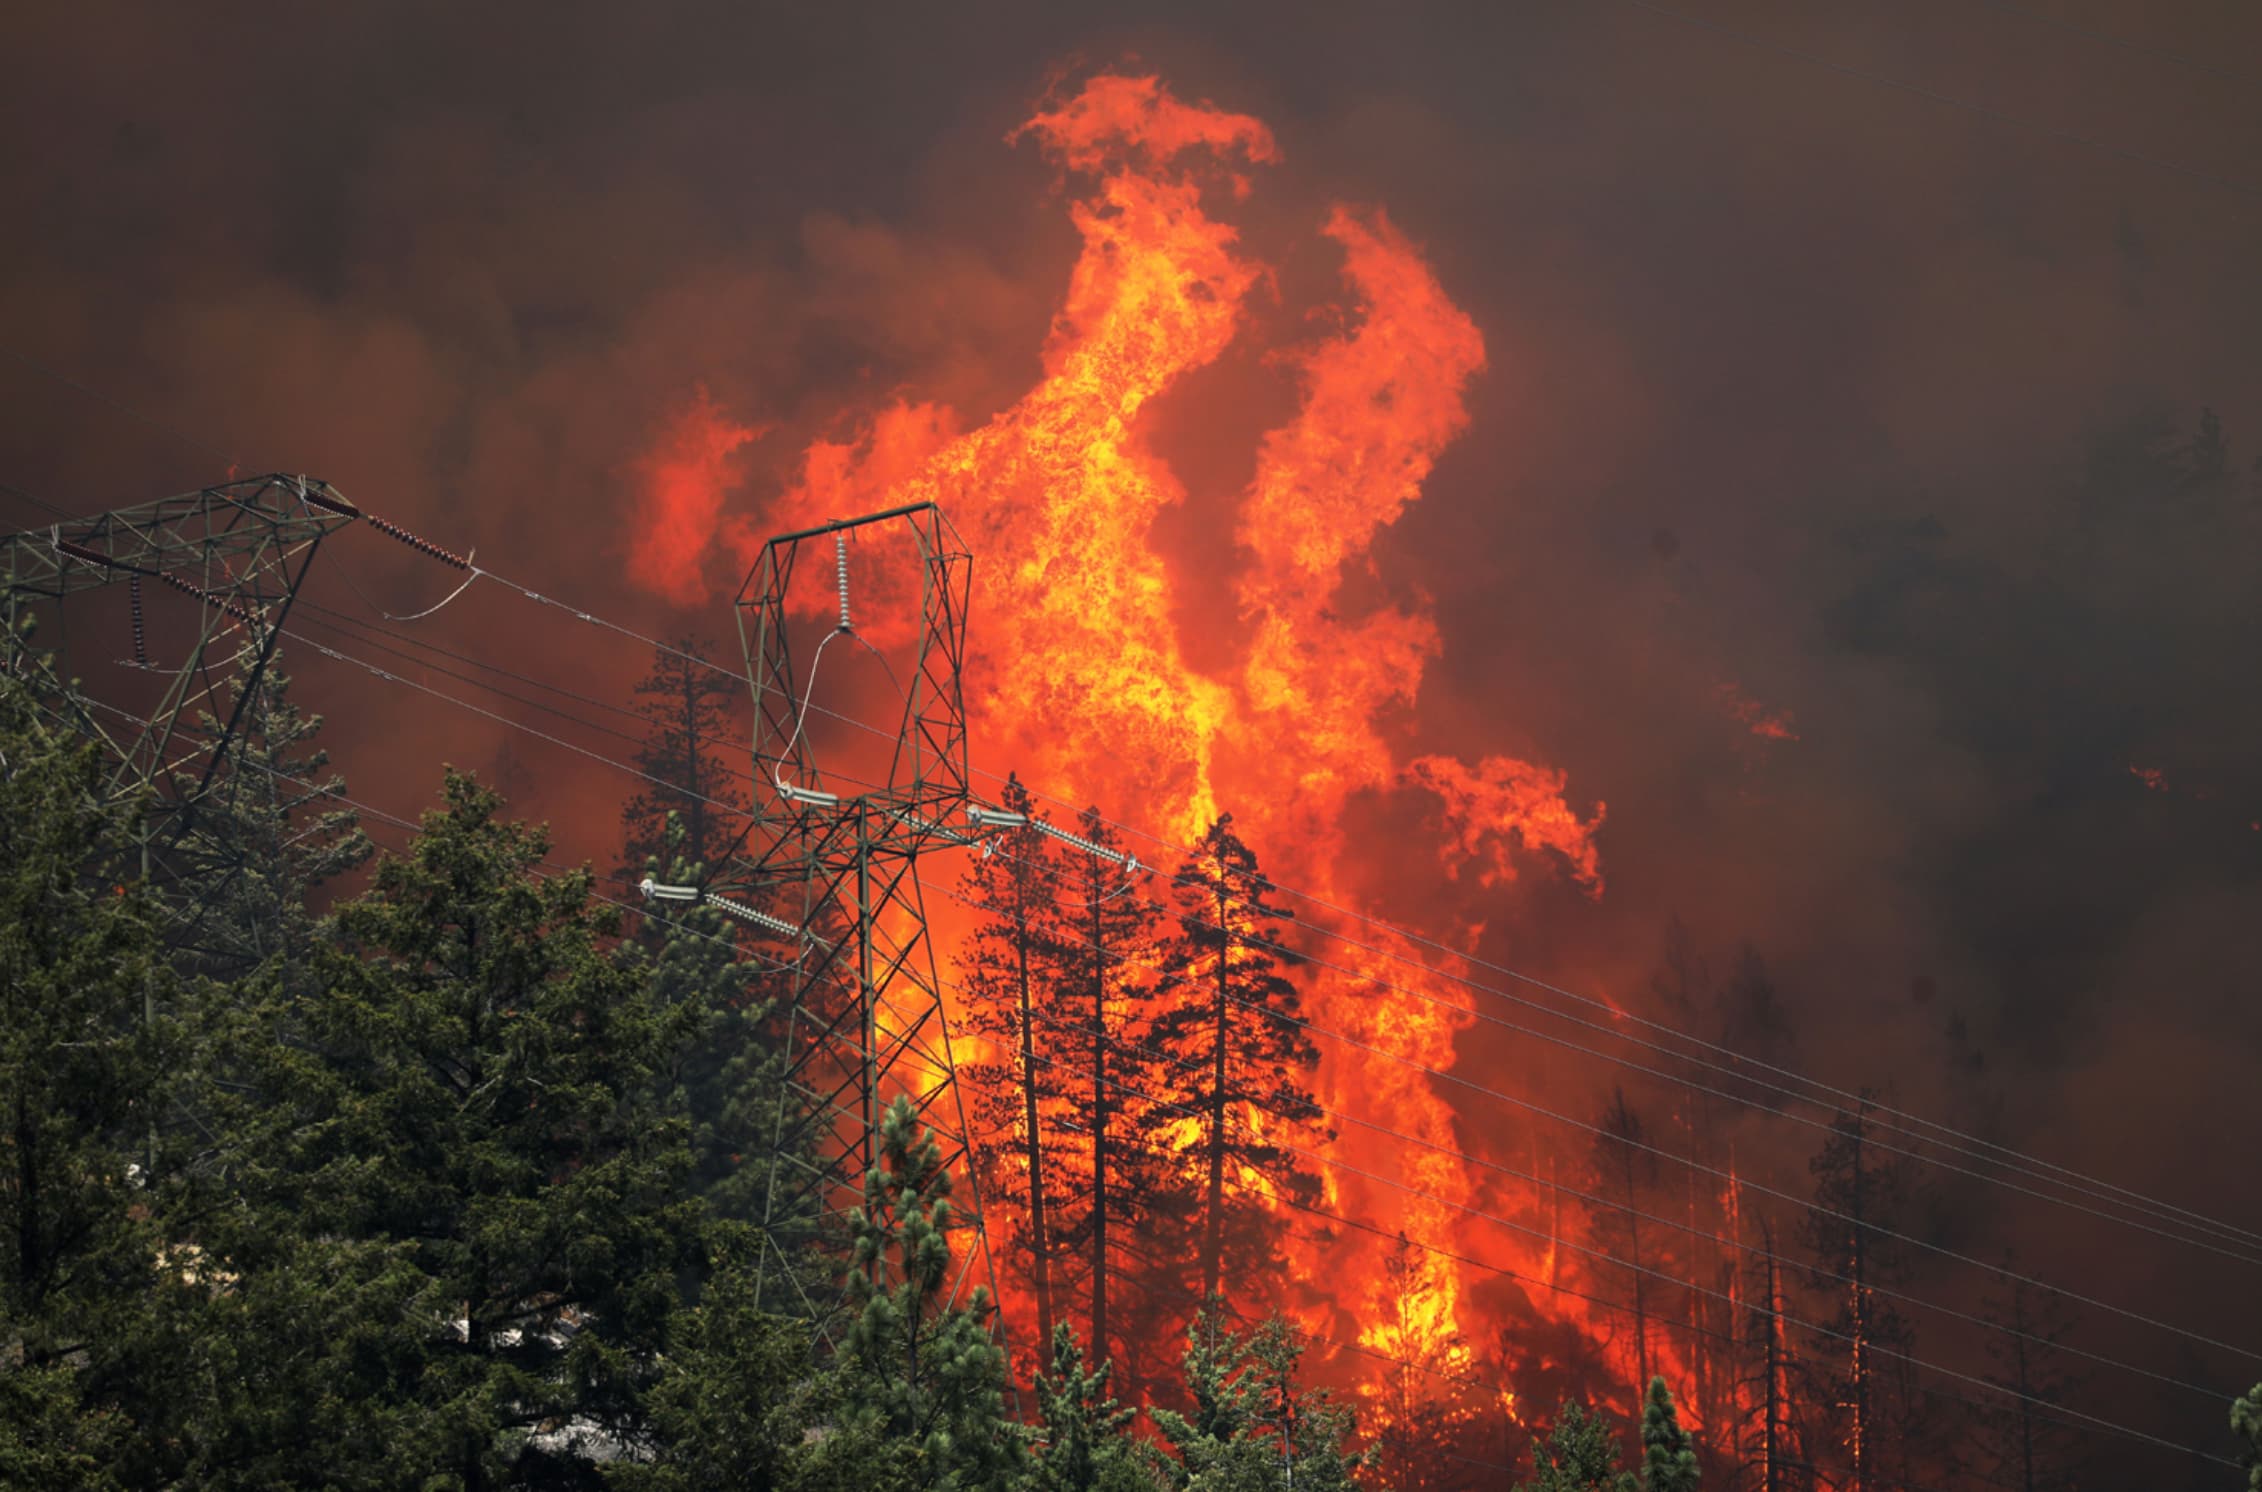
626 386 761 606
1715 679 1799 743
630 71 1607 1400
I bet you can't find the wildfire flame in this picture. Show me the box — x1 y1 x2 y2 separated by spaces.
627 71 1609 1407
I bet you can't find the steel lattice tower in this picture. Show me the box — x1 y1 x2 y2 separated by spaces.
2 473 360 932
702 501 996 1315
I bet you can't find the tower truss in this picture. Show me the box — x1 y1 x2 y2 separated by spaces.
1 473 359 938
703 501 994 1316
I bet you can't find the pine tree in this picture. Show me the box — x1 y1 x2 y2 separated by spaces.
634 812 823 1313
840 1094 1023 1490
1027 1322 1150 1492
1372 1233 1475 1492
1798 1099 1914 1492
0 675 174 1482
2233 1382 2262 1492
1975 1266 2081 1492
617 1233 893 1492
222 770 706 1485
1051 805 1166 1384
1637 1378 1698 1492
1143 815 1325 1312
1149 1306 1364 1491
956 775 1072 1361
170 657 369 984
617 637 746 902
1517 1402 1636 1492
1737 1218 1812 1492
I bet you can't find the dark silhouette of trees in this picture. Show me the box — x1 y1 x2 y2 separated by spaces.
1050 805 1167 1381
618 636 745 901
1976 1266 2081 1492
1800 1099 1915 1492
1143 814 1326 1313
955 775 1073 1362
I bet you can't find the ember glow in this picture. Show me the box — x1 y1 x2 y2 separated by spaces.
629 72 1610 1402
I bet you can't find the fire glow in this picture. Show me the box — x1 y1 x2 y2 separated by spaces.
627 72 1613 1409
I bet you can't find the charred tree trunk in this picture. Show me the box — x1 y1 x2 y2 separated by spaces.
1013 881 1055 1359
1848 1127 1870 1492
1088 881 1111 1364
1200 874 1230 1310
1621 1143 1650 1390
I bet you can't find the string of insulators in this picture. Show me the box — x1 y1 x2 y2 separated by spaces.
156 568 263 627
51 536 263 627
128 574 147 667
361 512 473 571
965 803 1141 872
834 531 852 632
294 482 363 519
638 876 811 942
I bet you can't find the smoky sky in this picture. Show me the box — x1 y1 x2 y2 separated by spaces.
5 0 2259 1470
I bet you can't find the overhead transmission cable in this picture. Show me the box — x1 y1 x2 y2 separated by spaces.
35 683 2248 1472
989 968 2230 1404
243 610 2262 1365
1014 1007 2241 1467
231 620 2262 1376
12 466 2251 1373
291 573 2262 1261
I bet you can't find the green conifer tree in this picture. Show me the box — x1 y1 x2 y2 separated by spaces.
220 770 705 1485
1148 1307 1363 1492
613 1235 890 1492
1637 1378 1698 1492
634 812 823 1314
841 1094 1023 1491
1517 1402 1636 1492
2233 1382 2262 1492
170 657 369 984
0 675 174 1485
1026 1322 1151 1492
1143 815 1325 1313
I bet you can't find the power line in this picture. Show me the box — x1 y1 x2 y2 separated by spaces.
247 617 2262 1369
965 824 2262 1266
1 92 2257 1260
1031 1034 2239 1468
992 970 2229 1405
12 475 2254 1381
272 503 2194 1267
45 684 2238 1473
301 575 2262 1262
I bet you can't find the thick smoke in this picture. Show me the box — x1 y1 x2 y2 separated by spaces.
4 1 2258 1472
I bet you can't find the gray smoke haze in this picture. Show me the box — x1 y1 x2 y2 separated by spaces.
4 1 2258 1472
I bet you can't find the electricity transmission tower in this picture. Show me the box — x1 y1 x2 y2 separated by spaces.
1 472 360 938
643 501 996 1316
629 499 1132 1336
